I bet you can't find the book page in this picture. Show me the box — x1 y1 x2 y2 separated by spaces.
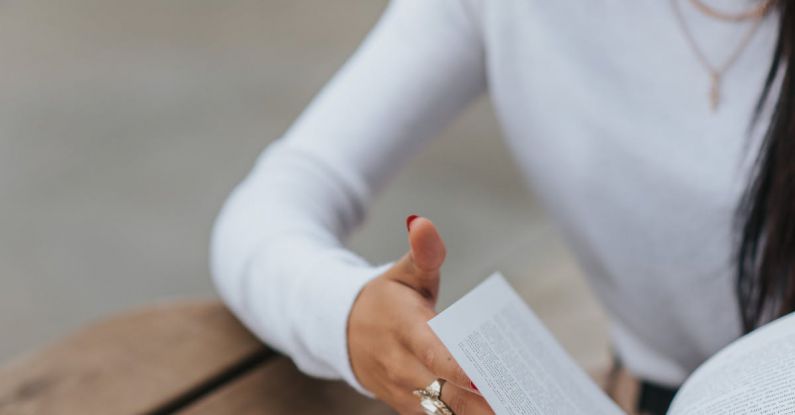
429 273 624 415
668 312 795 414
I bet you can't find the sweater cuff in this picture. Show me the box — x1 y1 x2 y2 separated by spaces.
300 255 392 396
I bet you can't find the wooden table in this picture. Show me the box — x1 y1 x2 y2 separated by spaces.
0 301 394 414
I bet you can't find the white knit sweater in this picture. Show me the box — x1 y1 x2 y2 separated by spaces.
211 0 778 393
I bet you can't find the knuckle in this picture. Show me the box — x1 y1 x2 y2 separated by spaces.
436 351 466 384
453 363 469 384
421 347 437 369
447 392 471 414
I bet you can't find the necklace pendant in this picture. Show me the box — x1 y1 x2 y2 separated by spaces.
709 73 720 111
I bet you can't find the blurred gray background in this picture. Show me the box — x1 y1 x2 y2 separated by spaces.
0 1 608 371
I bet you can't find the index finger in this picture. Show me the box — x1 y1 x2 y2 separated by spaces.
404 322 473 390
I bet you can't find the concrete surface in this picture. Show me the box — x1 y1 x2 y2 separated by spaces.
0 1 609 371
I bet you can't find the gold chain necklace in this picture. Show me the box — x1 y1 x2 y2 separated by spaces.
671 0 768 111
689 0 773 22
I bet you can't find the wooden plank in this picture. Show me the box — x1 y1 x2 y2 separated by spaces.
179 357 394 415
0 300 271 415
178 359 626 415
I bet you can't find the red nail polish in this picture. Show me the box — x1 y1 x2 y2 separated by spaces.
470 381 479 392
406 215 419 231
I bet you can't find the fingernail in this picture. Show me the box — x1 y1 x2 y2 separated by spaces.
406 214 419 231
470 381 480 393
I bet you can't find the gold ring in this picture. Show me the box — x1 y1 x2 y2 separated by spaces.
412 379 454 415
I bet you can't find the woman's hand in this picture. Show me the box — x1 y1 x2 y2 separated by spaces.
348 216 493 414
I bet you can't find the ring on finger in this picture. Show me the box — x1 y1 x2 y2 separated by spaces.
412 379 454 415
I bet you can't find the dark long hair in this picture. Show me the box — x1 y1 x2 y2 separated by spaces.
737 0 795 332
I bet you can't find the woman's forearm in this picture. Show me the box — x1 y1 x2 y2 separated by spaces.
211 0 486 393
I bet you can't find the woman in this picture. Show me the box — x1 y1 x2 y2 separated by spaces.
211 1 792 414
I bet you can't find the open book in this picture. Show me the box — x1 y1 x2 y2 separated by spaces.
429 273 795 414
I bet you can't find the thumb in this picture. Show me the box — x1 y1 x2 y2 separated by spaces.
388 215 447 301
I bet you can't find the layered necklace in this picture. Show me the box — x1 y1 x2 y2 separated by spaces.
670 0 773 111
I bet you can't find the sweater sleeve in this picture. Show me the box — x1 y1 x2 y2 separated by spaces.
210 0 485 394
